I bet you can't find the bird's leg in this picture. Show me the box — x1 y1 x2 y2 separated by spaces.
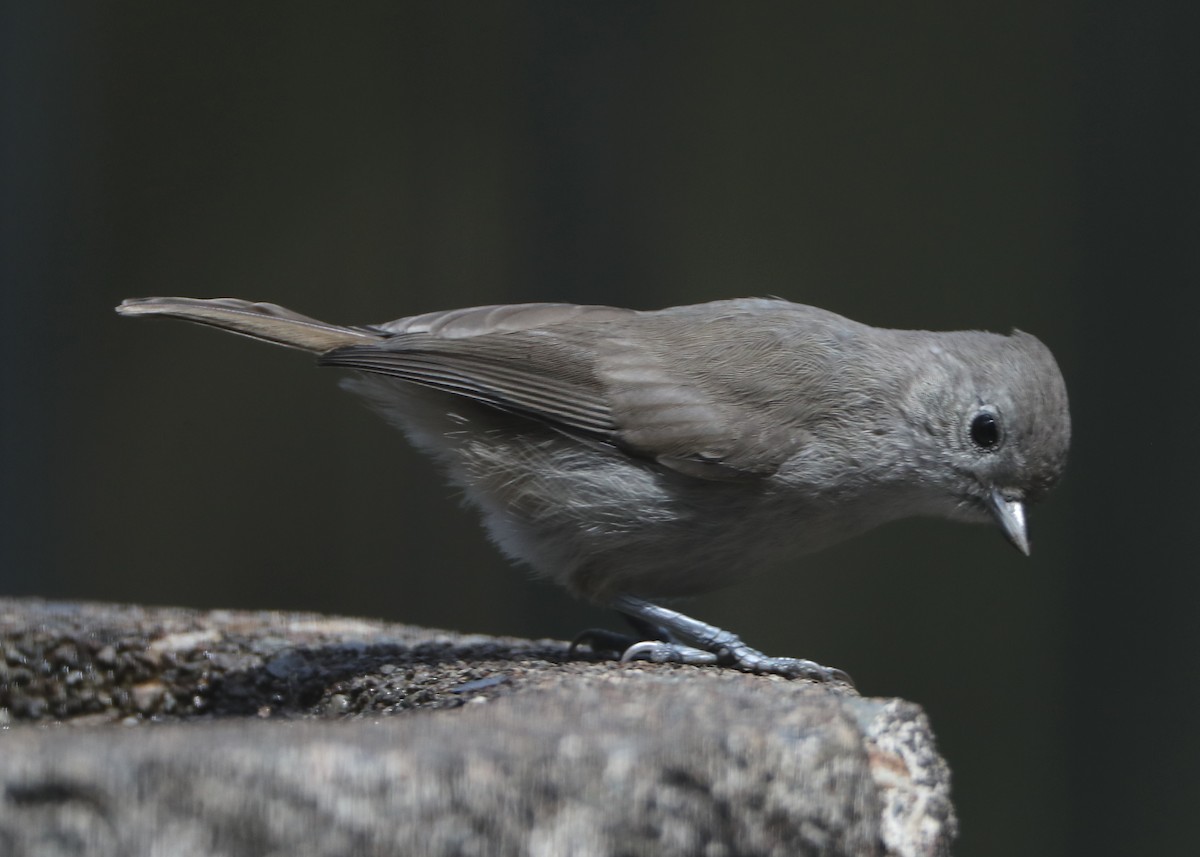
601 594 853 684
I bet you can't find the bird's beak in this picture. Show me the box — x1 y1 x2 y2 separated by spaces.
988 489 1030 556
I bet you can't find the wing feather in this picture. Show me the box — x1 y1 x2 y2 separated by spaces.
320 338 619 438
322 299 834 480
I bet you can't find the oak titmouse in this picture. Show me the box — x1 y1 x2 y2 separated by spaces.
116 296 1071 681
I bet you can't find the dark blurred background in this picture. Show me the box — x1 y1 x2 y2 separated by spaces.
3 3 1197 855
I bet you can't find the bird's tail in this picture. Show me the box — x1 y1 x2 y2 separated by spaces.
115 297 382 353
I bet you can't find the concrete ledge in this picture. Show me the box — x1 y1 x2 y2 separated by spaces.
0 599 956 856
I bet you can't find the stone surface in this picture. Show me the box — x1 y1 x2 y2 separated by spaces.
0 598 956 856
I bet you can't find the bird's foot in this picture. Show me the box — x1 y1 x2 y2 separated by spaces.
619 637 850 683
570 595 854 685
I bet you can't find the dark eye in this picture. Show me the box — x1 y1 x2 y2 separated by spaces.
970 410 1001 450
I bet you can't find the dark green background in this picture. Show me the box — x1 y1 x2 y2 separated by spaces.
4 4 1197 855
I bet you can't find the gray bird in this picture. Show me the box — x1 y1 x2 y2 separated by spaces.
116 296 1071 681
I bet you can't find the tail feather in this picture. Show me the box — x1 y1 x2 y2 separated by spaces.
115 297 381 353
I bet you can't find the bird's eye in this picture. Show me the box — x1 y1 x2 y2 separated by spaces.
969 410 1002 451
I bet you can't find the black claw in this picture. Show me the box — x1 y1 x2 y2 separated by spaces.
828 668 855 686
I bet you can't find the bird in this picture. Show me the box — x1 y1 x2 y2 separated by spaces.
116 296 1071 682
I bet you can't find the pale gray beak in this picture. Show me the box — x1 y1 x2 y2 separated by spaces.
989 489 1030 556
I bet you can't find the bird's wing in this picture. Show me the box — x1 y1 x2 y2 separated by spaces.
322 328 620 439
322 301 810 480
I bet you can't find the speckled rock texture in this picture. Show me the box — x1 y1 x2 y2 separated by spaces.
0 598 956 856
